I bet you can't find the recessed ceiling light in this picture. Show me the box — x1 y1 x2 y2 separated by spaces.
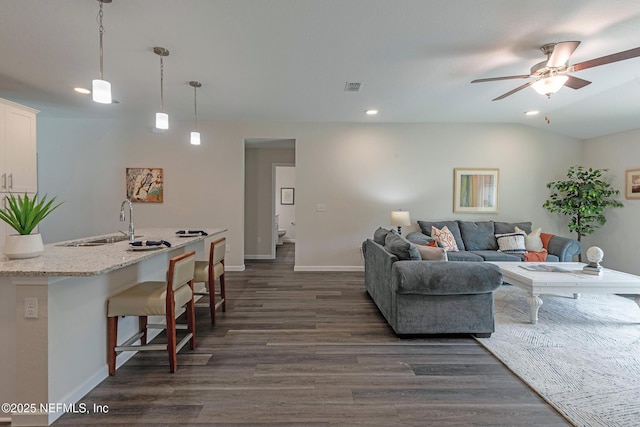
524 110 540 116
365 109 378 115
74 87 91 94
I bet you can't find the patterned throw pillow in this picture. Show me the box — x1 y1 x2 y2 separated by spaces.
495 232 527 253
515 226 545 252
431 225 459 252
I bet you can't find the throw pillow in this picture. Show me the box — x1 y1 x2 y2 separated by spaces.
495 232 526 253
373 227 391 245
384 231 421 261
515 226 544 252
415 244 448 261
431 226 459 252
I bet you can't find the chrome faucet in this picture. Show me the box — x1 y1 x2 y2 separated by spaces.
120 199 135 242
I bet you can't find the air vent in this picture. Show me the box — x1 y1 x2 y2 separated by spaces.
344 81 363 92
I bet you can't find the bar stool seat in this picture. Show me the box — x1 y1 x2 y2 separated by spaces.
193 237 227 324
107 251 196 375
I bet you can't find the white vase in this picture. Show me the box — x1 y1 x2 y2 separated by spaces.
4 233 44 259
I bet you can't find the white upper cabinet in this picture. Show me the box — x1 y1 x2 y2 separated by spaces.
0 98 38 194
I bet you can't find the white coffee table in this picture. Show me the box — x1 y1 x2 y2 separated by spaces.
489 262 640 324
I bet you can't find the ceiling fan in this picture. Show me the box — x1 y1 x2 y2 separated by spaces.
471 41 640 101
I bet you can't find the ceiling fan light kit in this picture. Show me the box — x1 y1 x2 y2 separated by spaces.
472 41 640 101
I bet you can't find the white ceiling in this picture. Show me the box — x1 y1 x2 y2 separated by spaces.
1 0 640 140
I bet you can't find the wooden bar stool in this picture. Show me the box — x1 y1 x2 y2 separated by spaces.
193 237 227 324
107 251 196 375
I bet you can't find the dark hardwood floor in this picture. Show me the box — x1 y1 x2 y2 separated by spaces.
53 243 569 426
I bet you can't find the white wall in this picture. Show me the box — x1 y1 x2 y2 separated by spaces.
36 118 583 271
583 128 640 275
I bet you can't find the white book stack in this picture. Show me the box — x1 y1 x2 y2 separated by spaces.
583 264 603 276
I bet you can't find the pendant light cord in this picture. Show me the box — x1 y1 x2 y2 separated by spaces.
193 85 198 130
97 0 105 80
160 56 164 113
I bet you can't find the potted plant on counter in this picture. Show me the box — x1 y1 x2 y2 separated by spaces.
0 193 63 259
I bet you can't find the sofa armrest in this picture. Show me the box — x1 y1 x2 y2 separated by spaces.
392 261 503 295
547 235 581 262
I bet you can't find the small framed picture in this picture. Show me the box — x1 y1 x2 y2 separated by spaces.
453 168 499 213
281 187 294 205
625 169 640 199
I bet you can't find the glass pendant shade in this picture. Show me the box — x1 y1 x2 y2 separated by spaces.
190 131 201 145
531 75 569 96
92 79 112 103
155 112 169 130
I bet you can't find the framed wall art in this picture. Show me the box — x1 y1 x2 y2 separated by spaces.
453 168 499 213
281 187 294 205
126 167 163 203
625 169 640 199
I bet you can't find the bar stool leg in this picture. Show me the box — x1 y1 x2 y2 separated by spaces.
107 316 118 376
220 272 226 312
139 316 148 345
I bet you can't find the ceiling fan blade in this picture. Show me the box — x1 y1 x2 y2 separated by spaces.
471 75 530 83
572 46 640 71
492 81 534 101
563 75 591 90
546 41 581 68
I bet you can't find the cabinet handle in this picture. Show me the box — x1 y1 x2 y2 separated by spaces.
1 174 5 190
8 173 12 190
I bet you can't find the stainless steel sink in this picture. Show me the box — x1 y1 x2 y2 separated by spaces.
57 234 139 247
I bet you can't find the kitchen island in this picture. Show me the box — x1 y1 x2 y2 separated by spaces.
0 228 226 426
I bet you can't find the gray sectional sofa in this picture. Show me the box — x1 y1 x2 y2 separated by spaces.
362 221 580 337
407 220 581 262
363 228 503 337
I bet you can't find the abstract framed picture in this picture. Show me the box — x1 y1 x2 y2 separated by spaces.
126 167 163 203
625 169 640 199
453 168 499 213
281 187 294 205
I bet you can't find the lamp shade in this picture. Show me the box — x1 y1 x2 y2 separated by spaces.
155 112 169 130
390 210 411 227
190 131 201 146
92 79 112 104
531 75 568 96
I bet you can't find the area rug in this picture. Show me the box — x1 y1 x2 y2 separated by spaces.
475 285 640 427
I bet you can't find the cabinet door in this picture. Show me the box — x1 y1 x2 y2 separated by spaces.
4 104 37 193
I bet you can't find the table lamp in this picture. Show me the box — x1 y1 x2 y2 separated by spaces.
390 210 411 235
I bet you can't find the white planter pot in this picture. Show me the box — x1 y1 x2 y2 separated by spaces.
4 233 44 259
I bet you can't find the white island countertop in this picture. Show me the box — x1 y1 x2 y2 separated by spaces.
0 227 226 277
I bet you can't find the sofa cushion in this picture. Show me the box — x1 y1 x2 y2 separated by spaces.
516 226 544 252
415 244 448 261
495 233 527 253
417 220 465 250
471 250 523 261
393 261 502 295
445 251 484 262
373 227 392 245
384 231 421 261
458 221 497 251
405 231 439 246
431 226 459 252
495 221 532 235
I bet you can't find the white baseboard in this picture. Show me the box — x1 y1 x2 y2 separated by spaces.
225 265 245 272
244 254 275 260
294 265 364 272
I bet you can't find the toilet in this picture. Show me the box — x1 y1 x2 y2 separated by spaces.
277 229 287 245
276 214 286 245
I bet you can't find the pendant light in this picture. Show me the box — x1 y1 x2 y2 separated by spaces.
189 81 202 145
154 47 170 130
92 0 112 104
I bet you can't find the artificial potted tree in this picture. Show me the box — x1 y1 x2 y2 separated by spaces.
0 193 62 259
543 166 623 261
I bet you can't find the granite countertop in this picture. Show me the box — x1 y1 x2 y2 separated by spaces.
0 227 226 277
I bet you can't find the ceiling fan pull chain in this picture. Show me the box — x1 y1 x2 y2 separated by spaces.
544 96 551 124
